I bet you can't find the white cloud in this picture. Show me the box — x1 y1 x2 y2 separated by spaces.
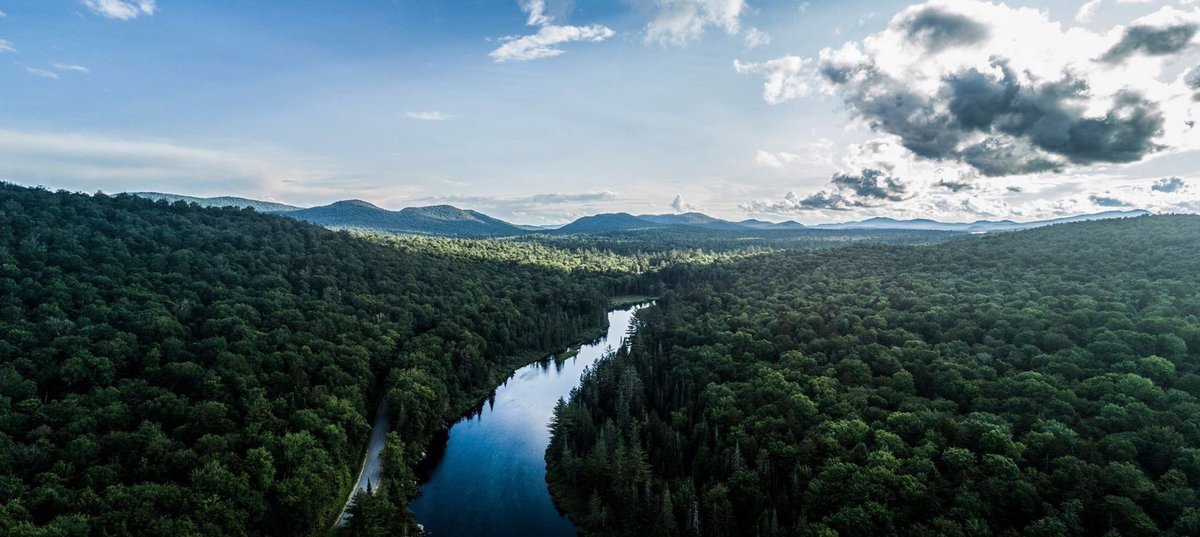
755 138 836 170
489 0 614 62
670 194 701 212
81 0 157 20
0 39 15 53
733 56 813 104
1075 0 1187 23
645 0 747 45
1075 0 1103 22
743 131 1200 221
744 27 771 49
755 150 801 168
490 24 615 62
0 129 353 202
521 0 554 26
811 2 1200 176
0 10 6 18
405 111 452 121
25 67 60 80
415 191 620 223
53 63 91 74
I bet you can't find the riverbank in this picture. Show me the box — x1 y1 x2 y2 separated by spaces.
608 294 658 308
409 304 651 536
329 301 636 533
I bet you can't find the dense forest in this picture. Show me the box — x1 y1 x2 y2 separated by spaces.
527 226 961 256
0 184 655 536
548 215 1200 536
6 181 1197 537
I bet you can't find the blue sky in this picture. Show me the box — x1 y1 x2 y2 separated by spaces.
1 0 1198 223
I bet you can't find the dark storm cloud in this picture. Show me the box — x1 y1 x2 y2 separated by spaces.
901 7 989 52
1152 176 1185 193
830 168 906 201
819 56 1166 176
1100 23 1198 64
1089 194 1130 207
957 138 1062 176
792 191 864 211
740 169 909 213
740 190 868 213
816 62 965 159
935 179 974 192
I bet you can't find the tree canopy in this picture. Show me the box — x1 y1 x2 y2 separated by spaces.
0 184 644 536
548 215 1200 537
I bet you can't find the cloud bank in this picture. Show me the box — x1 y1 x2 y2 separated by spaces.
737 0 1200 218
0 129 354 203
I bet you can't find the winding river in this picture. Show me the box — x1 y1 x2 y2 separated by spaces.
408 303 647 536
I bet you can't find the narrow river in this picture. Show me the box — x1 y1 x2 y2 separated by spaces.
408 303 647 536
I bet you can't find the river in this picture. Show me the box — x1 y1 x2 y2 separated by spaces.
408 303 647 536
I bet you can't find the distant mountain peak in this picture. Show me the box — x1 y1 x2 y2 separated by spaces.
814 210 1150 232
129 192 302 213
329 199 382 209
402 205 486 220
286 200 523 237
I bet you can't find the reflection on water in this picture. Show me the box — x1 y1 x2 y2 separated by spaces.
409 304 646 537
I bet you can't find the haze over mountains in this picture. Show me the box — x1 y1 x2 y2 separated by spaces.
132 192 302 213
285 200 525 237
129 192 1151 238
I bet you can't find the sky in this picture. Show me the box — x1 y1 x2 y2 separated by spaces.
1 0 1199 224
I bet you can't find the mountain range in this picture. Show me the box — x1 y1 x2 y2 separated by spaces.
283 200 524 237
131 192 302 213
129 192 1150 238
811 210 1151 233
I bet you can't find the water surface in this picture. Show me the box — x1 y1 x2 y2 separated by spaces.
409 304 645 536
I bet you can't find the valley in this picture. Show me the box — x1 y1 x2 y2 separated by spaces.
1 184 1197 537
9 1 1200 535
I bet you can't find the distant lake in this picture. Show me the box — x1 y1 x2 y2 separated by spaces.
409 304 646 537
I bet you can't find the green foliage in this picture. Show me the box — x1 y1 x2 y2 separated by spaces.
0 184 641 535
548 215 1200 536
528 225 959 256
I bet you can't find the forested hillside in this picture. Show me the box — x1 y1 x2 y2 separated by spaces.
548 215 1200 537
530 226 960 256
0 184 643 536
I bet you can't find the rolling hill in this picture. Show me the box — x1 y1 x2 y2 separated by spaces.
813 210 1150 232
736 218 806 230
283 200 527 237
552 213 668 234
129 191 1151 238
636 212 747 230
131 192 302 212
